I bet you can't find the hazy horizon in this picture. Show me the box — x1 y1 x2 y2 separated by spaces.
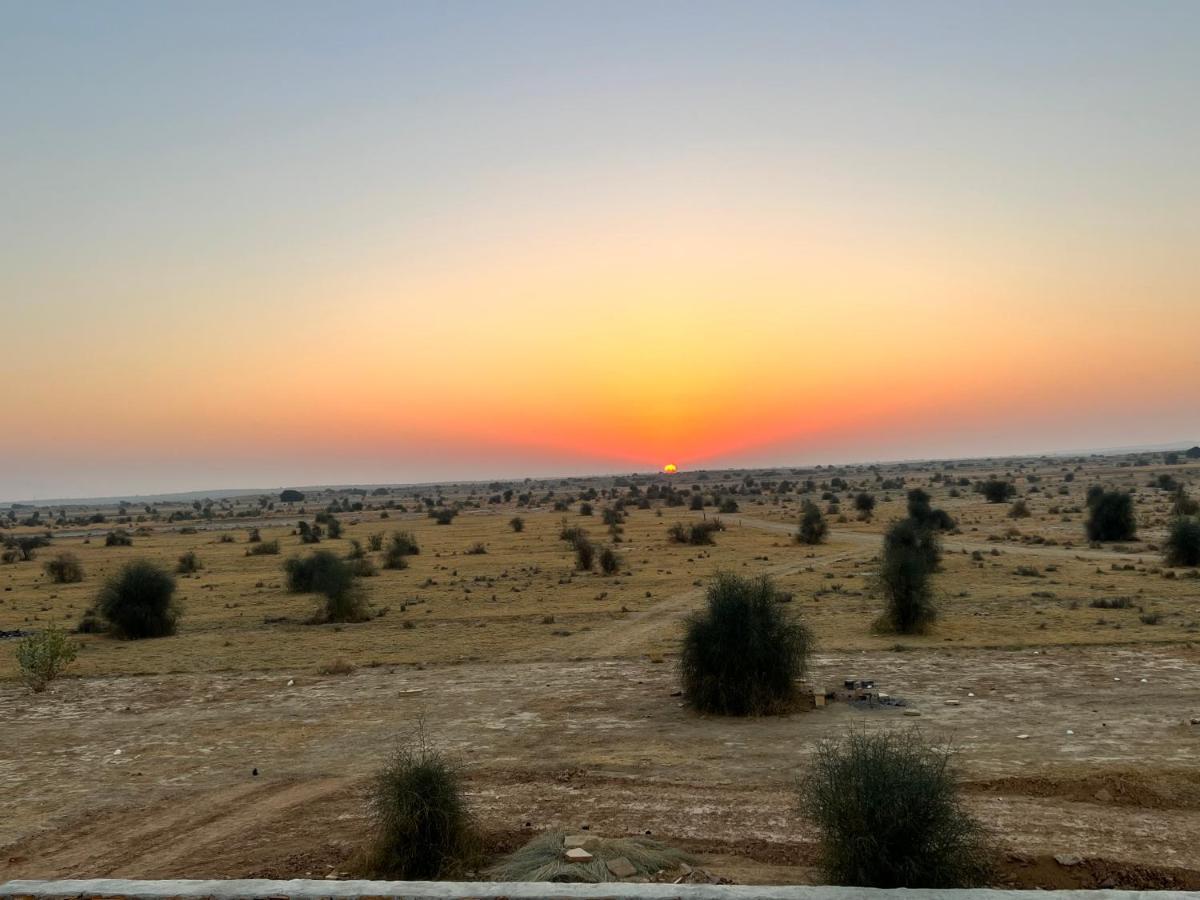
5 1 1199 502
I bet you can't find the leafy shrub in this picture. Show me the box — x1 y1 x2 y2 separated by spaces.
979 479 1015 503
280 489 305 502
465 542 487 555
430 508 457 525
326 517 343 539
1008 499 1030 518
574 536 595 571
247 527 262 543
367 532 385 551
599 546 621 574
907 489 955 530
667 519 724 546
680 572 813 716
877 519 937 634
1163 517 1200 567
1089 596 1133 609
799 730 992 887
104 529 133 547
718 497 739 514
579 502 593 516
43 552 84 584
361 730 480 878
384 531 420 569
94 560 180 638
1085 489 1136 541
15 627 78 692
509 516 525 533
176 551 202 574
285 551 366 622
796 501 828 545
247 539 280 556
854 492 876 515
1172 489 1199 517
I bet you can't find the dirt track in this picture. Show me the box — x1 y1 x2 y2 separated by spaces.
5 646 1199 882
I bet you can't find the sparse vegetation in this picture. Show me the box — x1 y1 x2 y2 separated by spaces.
384 531 420 569
876 519 937 634
599 546 621 574
15 626 78 692
680 572 813 716
668 519 724 546
93 560 180 639
176 550 202 574
1163 517 1200 567
487 830 692 883
800 730 992 887
796 501 828 545
43 552 84 584
285 550 367 622
509 516 524 533
361 729 480 879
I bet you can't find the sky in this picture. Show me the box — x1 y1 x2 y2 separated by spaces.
3 1 1199 501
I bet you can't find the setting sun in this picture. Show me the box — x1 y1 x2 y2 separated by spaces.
663 463 678 474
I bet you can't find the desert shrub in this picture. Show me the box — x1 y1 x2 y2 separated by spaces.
907 489 955 530
15 626 78 692
430 508 457 525
280 489 305 502
509 516 525 533
247 527 262 543
247 539 280 555
326 517 343 539
680 572 813 716
799 730 991 887
94 560 180 638
367 532 384 551
347 539 366 559
1008 499 1030 518
574 536 595 571
718 497 739 514
599 546 621 574
796 501 828 545
104 529 133 547
43 552 84 584
877 519 937 634
854 492 876 515
668 519 723 545
487 830 692 883
350 555 378 577
361 730 480 879
1163 517 1200 567
465 542 487 555
690 494 705 511
4 534 51 561
979 479 1015 503
176 550 202 574
298 521 321 543
384 531 420 569
1140 611 1163 625
1089 596 1133 609
578 502 593 516
1172 490 1199 517
1085 489 1136 541
285 551 366 622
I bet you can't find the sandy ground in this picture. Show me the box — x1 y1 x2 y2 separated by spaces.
4 646 1199 883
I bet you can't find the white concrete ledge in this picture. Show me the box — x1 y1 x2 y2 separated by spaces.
2 882 1198 900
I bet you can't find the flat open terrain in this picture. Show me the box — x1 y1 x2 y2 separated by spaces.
3 454 1200 887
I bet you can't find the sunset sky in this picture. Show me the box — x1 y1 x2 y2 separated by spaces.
4 1 1199 501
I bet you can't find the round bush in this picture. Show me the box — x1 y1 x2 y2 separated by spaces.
284 550 366 622
796 501 828 545
95 560 180 639
363 734 480 878
44 552 84 584
1164 517 1200 567
680 572 813 716
800 730 992 887
1085 489 1136 541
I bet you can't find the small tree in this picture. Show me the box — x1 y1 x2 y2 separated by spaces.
1164 517 1200 567
94 560 180 638
599 546 621 574
800 730 992 887
877 519 937 634
44 552 84 584
361 728 480 878
509 516 525 533
16 627 78 692
680 573 813 716
979 479 1015 503
1085 489 1136 541
796 501 828 545
854 492 876 516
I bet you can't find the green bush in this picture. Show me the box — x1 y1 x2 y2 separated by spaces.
854 492 876 515
1085 489 1136 541
979 479 1015 503
599 546 621 574
877 519 937 634
574 536 595 571
907 489 956 530
44 552 84 584
667 519 724 546
15 626 78 692
247 539 280 556
799 730 992 887
797 500 828 545
509 516 525 533
430 508 457 525
285 550 366 622
680 572 813 716
176 550 202 574
104 529 133 547
384 531 420 569
361 731 480 878
94 560 180 638
1164 517 1200 567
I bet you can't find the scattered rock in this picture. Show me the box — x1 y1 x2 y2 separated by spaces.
903 709 921 717
1055 854 1082 867
565 847 593 863
1094 788 1113 803
606 856 637 878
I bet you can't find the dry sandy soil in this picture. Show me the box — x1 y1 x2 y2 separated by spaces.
3 454 1199 887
